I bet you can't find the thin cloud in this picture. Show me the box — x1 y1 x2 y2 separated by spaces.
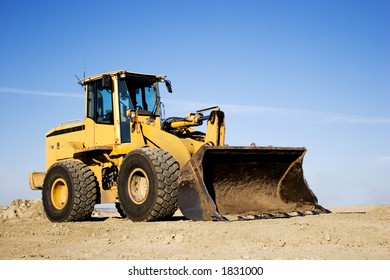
222 104 390 125
0 87 83 98
221 103 297 115
377 156 390 163
164 99 297 115
315 113 390 125
164 99 390 125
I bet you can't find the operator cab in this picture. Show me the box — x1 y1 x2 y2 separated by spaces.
83 70 169 145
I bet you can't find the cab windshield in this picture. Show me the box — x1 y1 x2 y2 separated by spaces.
118 75 159 115
118 74 159 143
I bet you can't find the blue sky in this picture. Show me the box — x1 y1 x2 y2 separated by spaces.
0 0 389 207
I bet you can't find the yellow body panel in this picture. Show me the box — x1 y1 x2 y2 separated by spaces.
137 123 192 168
29 172 46 190
45 122 85 169
92 122 116 147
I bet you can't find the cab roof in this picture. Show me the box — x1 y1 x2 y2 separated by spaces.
80 70 166 84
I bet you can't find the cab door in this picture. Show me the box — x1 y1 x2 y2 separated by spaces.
85 77 116 147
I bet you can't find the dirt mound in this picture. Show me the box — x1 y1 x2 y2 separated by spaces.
0 199 45 220
0 199 105 221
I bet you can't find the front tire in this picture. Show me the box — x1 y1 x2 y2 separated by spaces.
117 148 179 221
42 160 98 222
115 202 126 218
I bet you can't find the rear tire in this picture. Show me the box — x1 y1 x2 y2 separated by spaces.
117 148 179 221
42 160 98 222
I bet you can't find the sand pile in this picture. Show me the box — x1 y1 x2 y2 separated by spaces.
0 199 45 220
0 199 104 220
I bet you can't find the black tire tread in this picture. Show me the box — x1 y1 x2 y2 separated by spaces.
115 202 126 218
120 148 179 221
43 160 98 222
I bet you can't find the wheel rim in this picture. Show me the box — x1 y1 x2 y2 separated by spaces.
128 168 149 204
51 178 68 210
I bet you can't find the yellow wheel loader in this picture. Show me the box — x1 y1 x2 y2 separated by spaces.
29 70 328 222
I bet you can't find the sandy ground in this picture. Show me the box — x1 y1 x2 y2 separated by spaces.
0 199 389 260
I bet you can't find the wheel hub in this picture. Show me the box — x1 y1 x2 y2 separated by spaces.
128 168 149 204
51 178 68 210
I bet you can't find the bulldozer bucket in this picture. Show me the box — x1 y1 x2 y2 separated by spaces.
178 145 321 221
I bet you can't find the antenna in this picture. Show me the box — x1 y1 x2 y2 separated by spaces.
83 59 86 80
75 74 83 87
75 60 86 87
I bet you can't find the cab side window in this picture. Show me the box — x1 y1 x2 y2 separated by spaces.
87 79 113 124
